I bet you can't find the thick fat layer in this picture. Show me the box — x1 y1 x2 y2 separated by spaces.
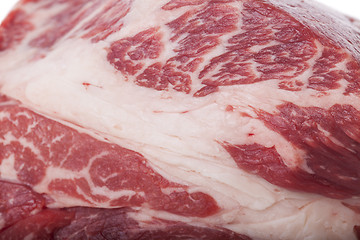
0 0 360 239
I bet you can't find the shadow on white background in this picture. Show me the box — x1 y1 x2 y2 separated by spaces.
0 0 360 23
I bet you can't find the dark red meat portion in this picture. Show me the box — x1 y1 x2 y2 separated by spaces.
355 225 360 240
0 181 45 231
0 209 74 240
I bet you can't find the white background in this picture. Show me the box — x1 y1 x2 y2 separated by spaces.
0 0 360 23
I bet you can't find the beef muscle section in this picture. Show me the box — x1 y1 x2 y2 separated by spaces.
0 0 360 239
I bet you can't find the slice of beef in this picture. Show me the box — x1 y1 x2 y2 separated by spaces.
0 0 360 239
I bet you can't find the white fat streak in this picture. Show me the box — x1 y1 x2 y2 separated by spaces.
0 111 10 121
130 207 208 226
0 154 18 180
23 233 34 240
127 206 240 229
127 209 156 223
0 98 17 107
131 208 245 229
227 198 359 240
15 110 32 119
128 207 194 226
317 124 347 149
295 40 324 88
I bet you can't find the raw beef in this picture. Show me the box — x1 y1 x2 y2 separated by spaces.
0 0 360 239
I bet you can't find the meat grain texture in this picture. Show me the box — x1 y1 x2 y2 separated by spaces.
0 0 360 239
